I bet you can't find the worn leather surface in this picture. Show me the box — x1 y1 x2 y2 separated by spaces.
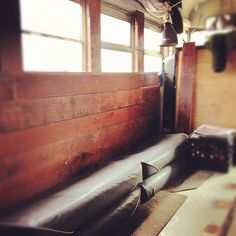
123 133 187 179
0 161 142 232
140 158 187 203
76 188 141 236
0 223 73 236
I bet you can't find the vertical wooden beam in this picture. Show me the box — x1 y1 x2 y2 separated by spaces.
1 0 22 75
175 42 196 134
132 11 144 72
85 0 101 72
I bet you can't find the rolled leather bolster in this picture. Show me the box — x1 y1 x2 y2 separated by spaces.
141 158 187 203
0 161 142 232
123 133 187 179
76 188 141 236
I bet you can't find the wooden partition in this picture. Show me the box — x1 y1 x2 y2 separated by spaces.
194 49 236 129
175 43 196 134
176 45 236 132
0 72 160 209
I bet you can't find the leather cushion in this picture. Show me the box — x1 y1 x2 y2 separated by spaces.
140 158 186 203
76 188 141 236
123 133 187 179
0 161 142 232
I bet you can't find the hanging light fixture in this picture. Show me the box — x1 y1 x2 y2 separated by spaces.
160 1 180 47
161 21 178 46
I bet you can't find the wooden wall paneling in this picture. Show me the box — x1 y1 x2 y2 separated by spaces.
1 0 22 75
0 84 160 132
0 101 159 157
194 49 236 129
175 43 196 134
10 73 144 99
0 89 143 132
0 115 157 209
142 86 160 102
85 0 101 72
0 79 14 101
132 11 144 72
0 113 158 183
143 73 160 87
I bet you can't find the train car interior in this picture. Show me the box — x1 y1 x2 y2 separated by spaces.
1 0 236 235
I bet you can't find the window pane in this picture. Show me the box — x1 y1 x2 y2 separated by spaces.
101 14 130 45
20 0 81 40
144 55 162 72
101 49 132 72
177 33 187 47
144 28 162 51
22 34 83 72
190 31 211 46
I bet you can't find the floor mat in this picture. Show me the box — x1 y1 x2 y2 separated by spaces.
114 191 186 236
167 169 213 192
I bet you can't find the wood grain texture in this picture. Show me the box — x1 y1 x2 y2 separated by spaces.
194 49 236 129
0 73 159 100
175 43 196 134
0 102 159 157
0 71 160 209
0 115 157 208
0 89 143 132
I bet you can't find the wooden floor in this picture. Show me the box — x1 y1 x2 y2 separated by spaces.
159 167 236 236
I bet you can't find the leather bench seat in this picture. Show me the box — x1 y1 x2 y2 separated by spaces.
0 161 142 233
0 133 188 236
76 188 141 236
140 158 187 203
122 133 187 179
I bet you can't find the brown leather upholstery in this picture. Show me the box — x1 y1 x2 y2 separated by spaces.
140 158 187 203
123 133 187 179
0 161 142 232
0 133 188 236
76 188 141 236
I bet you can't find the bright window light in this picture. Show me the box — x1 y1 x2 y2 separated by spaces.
20 0 82 39
190 31 211 46
22 34 83 72
20 0 83 72
101 14 131 46
101 49 132 72
144 28 162 51
144 55 162 72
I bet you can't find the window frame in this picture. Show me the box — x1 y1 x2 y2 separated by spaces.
144 20 163 72
100 3 133 72
20 0 85 73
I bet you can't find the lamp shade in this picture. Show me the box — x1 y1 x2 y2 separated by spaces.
161 22 178 47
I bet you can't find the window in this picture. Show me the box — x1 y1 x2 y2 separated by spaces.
177 33 187 48
144 28 162 72
190 31 211 46
101 13 132 72
20 0 83 72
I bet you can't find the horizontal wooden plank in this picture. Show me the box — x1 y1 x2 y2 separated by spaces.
142 86 160 102
0 89 146 132
0 75 14 101
0 115 158 209
0 84 12 101
0 86 160 133
0 115 158 181
0 73 159 100
0 102 159 157
143 73 160 87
